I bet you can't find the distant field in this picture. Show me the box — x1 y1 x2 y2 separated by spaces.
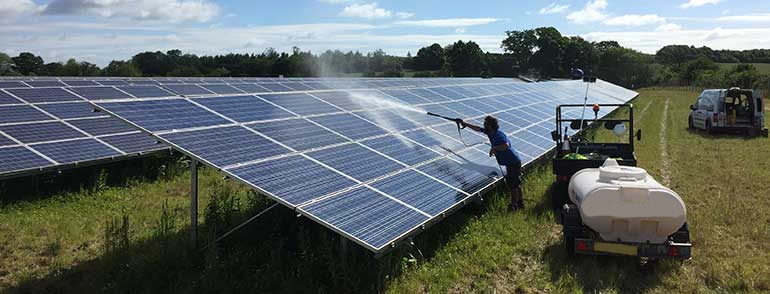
718 63 770 74
1 89 769 293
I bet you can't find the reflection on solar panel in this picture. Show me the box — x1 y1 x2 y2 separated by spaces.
88 77 637 253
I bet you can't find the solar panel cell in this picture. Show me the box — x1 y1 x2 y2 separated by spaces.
7 88 82 103
0 134 16 146
258 83 291 92
33 139 120 163
62 80 99 87
162 126 290 166
231 83 270 94
307 143 403 182
0 122 84 143
381 89 431 105
0 146 52 173
247 118 347 151
228 155 358 206
354 110 419 131
300 186 429 249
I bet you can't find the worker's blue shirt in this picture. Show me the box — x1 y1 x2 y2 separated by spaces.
484 129 522 167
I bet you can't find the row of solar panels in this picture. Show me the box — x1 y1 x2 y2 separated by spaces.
89 78 637 252
0 77 513 91
0 78 547 179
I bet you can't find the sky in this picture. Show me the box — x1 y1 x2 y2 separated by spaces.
2 0 770 66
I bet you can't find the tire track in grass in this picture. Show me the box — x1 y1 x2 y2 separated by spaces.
636 99 652 123
659 99 672 186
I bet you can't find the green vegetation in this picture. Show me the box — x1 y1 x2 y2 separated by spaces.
719 63 770 75
1 89 768 293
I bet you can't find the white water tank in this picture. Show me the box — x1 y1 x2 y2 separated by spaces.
568 159 686 244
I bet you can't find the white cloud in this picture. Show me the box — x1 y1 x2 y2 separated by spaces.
340 3 391 19
703 27 745 41
680 0 722 9
717 14 770 22
455 28 466 33
566 0 608 24
656 23 683 31
395 12 415 19
539 3 570 15
393 18 500 27
42 0 220 23
603 14 667 26
0 0 43 21
0 21 504 66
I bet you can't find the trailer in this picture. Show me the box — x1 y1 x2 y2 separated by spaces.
551 104 691 259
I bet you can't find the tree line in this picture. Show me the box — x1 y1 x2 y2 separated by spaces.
1 27 769 91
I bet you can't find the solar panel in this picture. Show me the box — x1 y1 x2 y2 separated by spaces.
193 95 295 123
0 122 85 143
0 82 28 89
162 84 214 96
100 132 164 153
117 85 174 98
26 81 66 87
33 139 120 164
6 88 82 103
259 93 340 115
0 146 53 174
36 102 103 119
68 117 138 136
51 77 637 254
0 105 52 124
247 118 347 151
200 84 245 95
62 80 100 87
68 86 133 100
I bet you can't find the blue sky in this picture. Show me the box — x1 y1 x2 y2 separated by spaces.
2 0 770 66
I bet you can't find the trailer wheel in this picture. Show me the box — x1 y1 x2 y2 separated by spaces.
672 222 690 243
705 120 713 134
565 236 575 256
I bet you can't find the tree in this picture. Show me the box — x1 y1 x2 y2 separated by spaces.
413 43 445 71
501 29 536 74
12 52 46 75
530 27 565 78
444 40 487 77
679 55 719 84
104 60 141 77
0 53 16 75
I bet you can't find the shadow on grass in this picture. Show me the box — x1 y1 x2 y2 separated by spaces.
0 153 179 206
685 127 768 140
7 186 495 293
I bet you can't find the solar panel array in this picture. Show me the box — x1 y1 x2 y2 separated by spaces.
83 77 637 253
0 77 535 179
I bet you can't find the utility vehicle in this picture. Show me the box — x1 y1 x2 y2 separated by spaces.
689 88 768 137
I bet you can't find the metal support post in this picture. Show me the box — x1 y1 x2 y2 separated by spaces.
191 160 198 247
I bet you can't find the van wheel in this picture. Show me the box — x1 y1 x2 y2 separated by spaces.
705 120 712 134
565 236 576 256
688 116 694 130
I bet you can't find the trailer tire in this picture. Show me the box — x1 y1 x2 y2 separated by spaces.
672 222 690 243
565 236 575 256
705 120 713 134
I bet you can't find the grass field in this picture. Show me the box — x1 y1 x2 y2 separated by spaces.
1 89 769 293
718 63 770 74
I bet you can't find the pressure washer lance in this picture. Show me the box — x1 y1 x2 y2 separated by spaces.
425 112 509 184
426 112 468 146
